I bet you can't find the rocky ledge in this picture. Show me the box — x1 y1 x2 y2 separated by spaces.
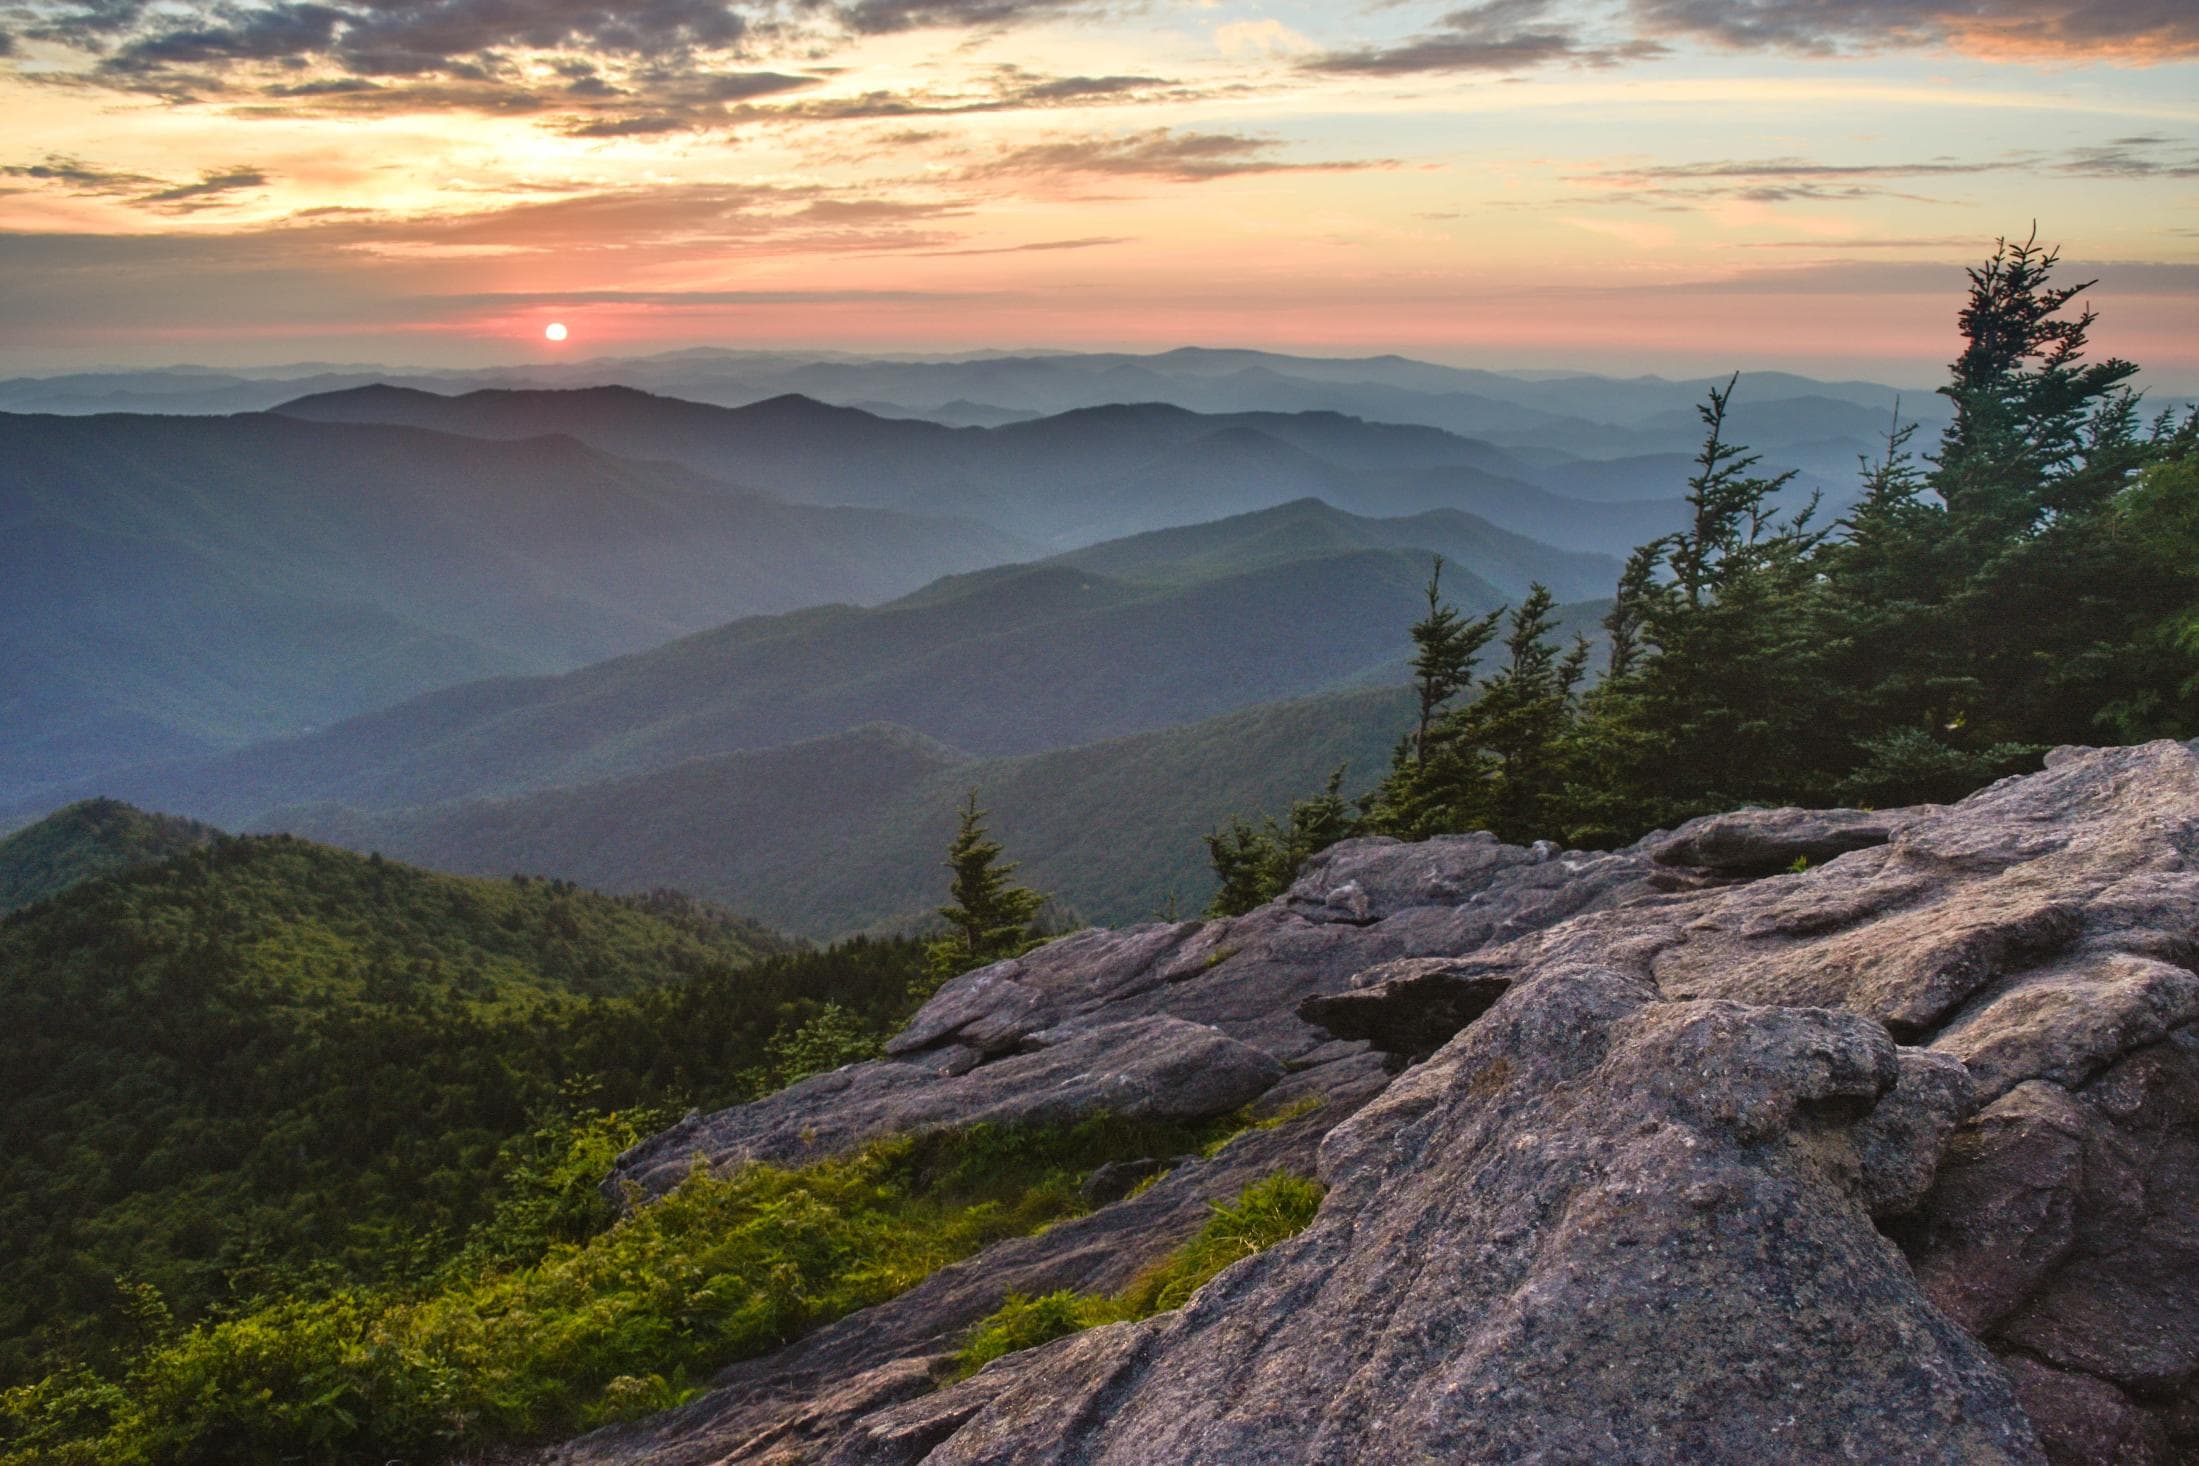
552 739 2199 1465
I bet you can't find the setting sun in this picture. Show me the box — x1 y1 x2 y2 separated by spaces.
544 322 569 343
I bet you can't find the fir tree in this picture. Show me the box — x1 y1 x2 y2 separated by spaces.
1203 767 1355 917
925 792 1046 991
1407 557 1500 762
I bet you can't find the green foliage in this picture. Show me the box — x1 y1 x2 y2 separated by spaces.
951 1290 1113 1379
0 829 946 1392
3 1116 1256 1465
1407 557 1504 762
951 1172 1325 1379
1203 765 1355 917
922 792 1048 993
0 800 219 915
739 1002 885 1096
1215 231 2199 873
1366 586 1590 843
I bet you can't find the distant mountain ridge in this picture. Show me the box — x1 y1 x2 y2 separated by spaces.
271 382 1712 553
5 500 1608 856
0 409 1028 801
0 345 2027 490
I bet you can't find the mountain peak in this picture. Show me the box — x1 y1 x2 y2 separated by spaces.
0 799 221 914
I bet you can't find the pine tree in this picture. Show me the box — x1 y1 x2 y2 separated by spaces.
1407 557 1500 762
1568 377 1830 826
1369 586 1585 844
1936 230 2141 537
1204 766 1355 917
1601 542 1663 683
924 792 1045 991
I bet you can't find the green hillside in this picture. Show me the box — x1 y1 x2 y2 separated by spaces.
0 411 1026 801
0 819 948 1388
37 500 1598 830
266 685 1419 937
0 799 218 913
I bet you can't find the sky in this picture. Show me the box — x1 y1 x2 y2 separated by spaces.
1 0 2195 385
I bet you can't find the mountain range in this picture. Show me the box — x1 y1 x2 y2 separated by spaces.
0 410 1027 800
1 346 1983 478
266 685 1421 937
1 351 1905 933
16 497 1600 832
272 383 1694 552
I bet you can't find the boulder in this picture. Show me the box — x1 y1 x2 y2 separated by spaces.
555 739 2199 1465
1650 804 1912 876
833 972 2040 1465
613 1016 1284 1195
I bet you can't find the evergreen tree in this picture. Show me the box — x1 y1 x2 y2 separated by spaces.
1936 230 2142 537
1567 381 1829 828
925 792 1046 990
1204 767 1355 917
1822 232 2175 796
1407 557 1501 762
1207 231 2197 881
1601 542 1663 683
1369 586 1585 844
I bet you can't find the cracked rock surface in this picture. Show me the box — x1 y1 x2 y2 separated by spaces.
557 740 2199 1465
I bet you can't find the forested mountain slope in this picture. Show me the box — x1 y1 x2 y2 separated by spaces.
0 412 1026 801
0 798 217 913
266 686 1420 936
0 822 803 1382
21 502 1598 829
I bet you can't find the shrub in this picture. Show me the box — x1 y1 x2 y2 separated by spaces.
950 1172 1324 1380
3 1114 1259 1466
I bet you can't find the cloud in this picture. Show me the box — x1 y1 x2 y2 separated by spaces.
970 128 1388 182
1734 235 1980 249
14 0 1174 129
139 166 269 206
915 234 1128 255
85 0 751 77
423 286 992 306
2 152 271 209
727 70 1187 122
15 0 770 119
15 0 1123 105
1626 0 2199 63
0 153 162 193
1561 138 2199 207
1305 0 1665 76
827 0 1094 36
2055 141 2199 178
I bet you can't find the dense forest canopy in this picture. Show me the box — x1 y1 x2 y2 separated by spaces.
0 827 932 1391
1210 235 2199 911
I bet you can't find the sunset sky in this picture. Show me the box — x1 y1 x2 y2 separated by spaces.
2 0 2195 383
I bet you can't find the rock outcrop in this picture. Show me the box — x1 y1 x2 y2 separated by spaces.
562 740 2199 1465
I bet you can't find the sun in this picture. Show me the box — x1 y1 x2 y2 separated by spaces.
544 322 569 342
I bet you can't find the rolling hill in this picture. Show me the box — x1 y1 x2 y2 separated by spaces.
271 385 1687 551
0 798 219 914
0 812 942 1390
0 411 1027 801
23 500 1609 829
263 684 1422 937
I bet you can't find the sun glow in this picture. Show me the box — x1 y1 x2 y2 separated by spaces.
544 322 568 342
